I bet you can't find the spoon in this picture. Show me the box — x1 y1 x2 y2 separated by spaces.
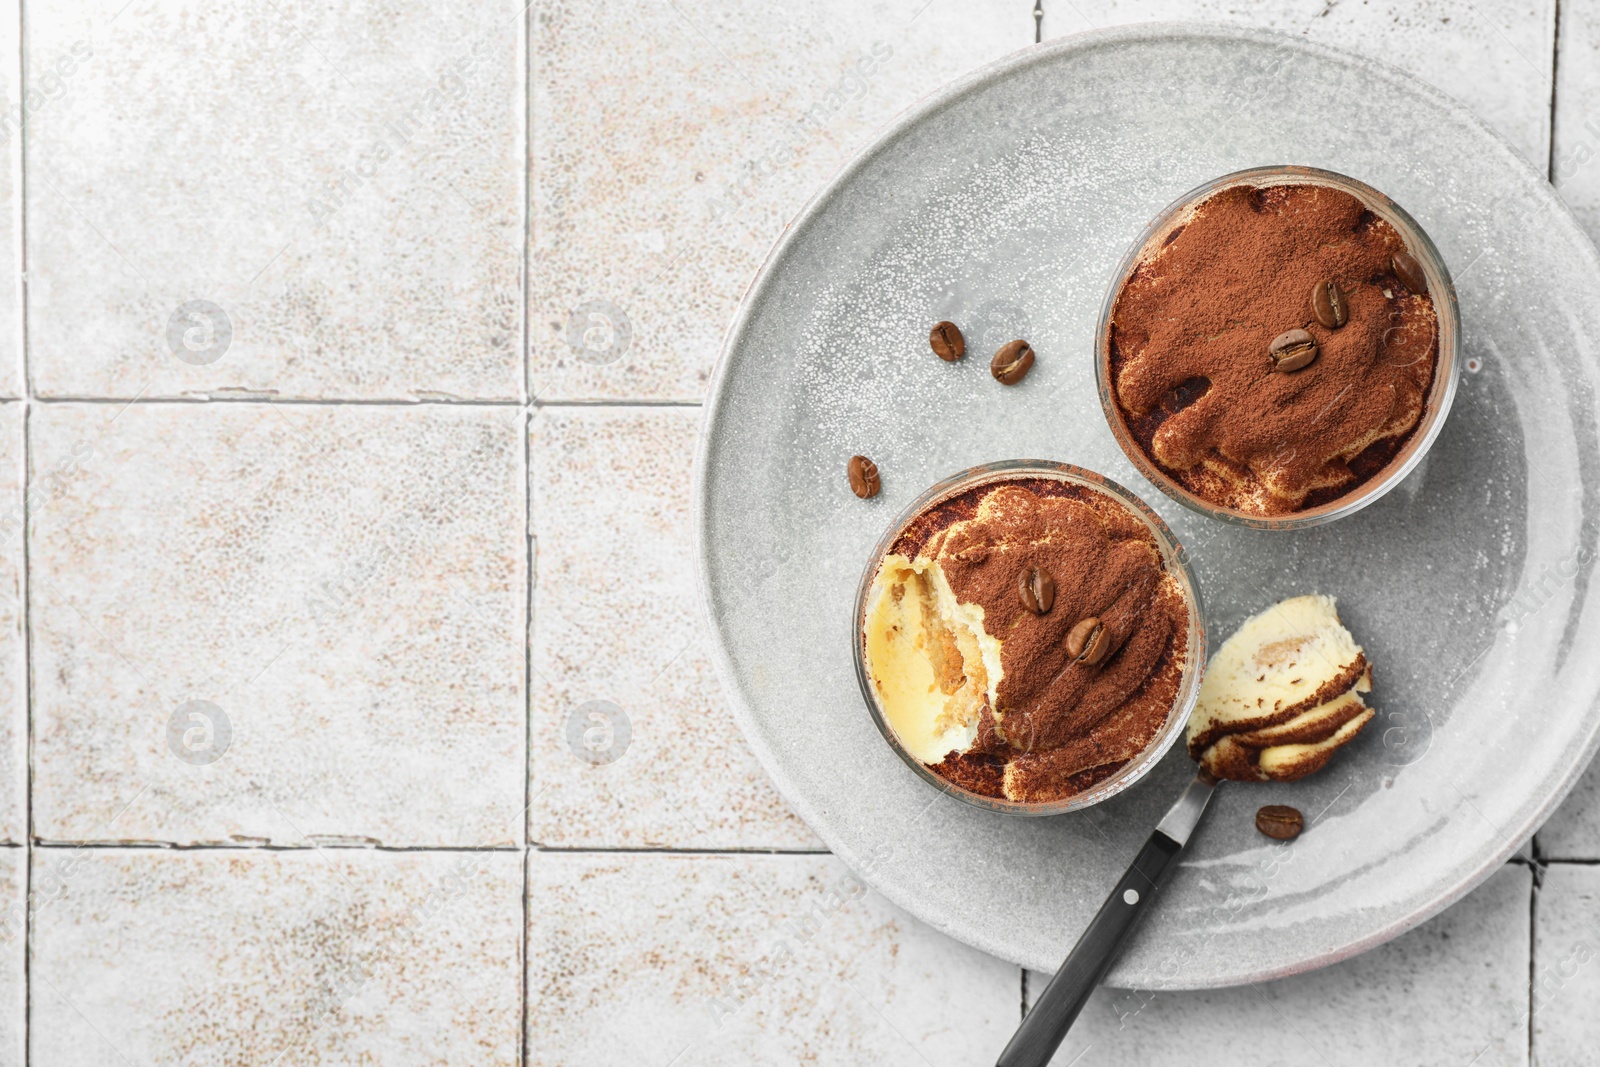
994 771 1220 1067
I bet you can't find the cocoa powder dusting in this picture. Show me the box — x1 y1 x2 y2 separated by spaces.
892 478 1190 804
1109 182 1439 515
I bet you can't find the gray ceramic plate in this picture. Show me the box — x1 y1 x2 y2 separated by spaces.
693 23 1600 988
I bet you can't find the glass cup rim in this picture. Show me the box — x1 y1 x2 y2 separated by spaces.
851 460 1208 817
1094 164 1463 530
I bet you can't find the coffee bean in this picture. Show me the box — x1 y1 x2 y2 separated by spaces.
1017 568 1055 615
929 321 965 362
1066 616 1111 665
1269 328 1318 373
1255 804 1304 840
1391 250 1427 294
1310 280 1348 329
847 455 880 499
990 340 1035 385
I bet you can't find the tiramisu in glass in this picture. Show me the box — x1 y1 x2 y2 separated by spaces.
854 462 1205 812
1098 166 1459 527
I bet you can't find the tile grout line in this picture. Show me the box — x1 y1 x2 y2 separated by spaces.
1529 857 1600 865
23 395 532 407
11 396 706 408
26 841 835 855
1546 0 1561 182
530 398 703 408
521 24 532 1067
520 6 533 1061
30 841 534 853
520 403 532 1067
1528 865 1538 1065
16 0 33 1061
519 273 533 1065
520 0 533 415
531 845 833 855
16 407 28 1067
11 844 1592 860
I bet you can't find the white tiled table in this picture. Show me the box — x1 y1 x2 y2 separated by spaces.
1 1 1597 1064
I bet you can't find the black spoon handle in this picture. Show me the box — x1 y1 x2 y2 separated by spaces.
994 830 1182 1067
994 772 1217 1067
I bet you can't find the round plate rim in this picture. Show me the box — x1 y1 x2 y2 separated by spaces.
692 20 1600 987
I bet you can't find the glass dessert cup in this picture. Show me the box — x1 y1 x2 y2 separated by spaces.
1096 165 1462 530
851 460 1207 816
